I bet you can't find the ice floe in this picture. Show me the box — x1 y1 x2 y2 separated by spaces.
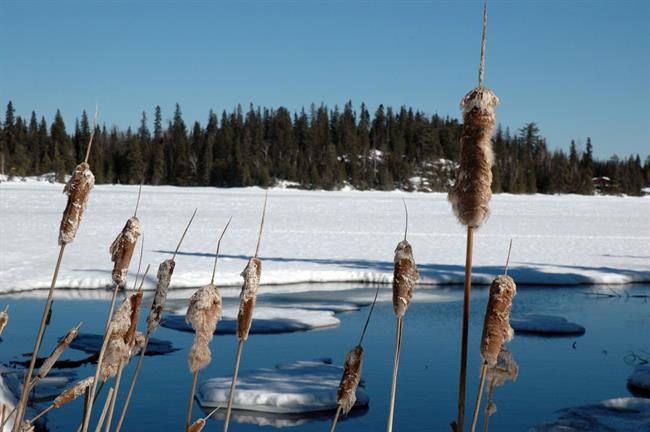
69 333 177 356
532 397 650 431
510 314 585 336
197 359 369 414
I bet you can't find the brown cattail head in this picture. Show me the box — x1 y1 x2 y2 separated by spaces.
236 257 262 341
109 217 142 286
147 259 175 333
100 290 142 380
59 162 95 245
448 87 499 228
186 284 222 372
337 345 364 415
187 418 206 432
52 376 94 408
392 240 419 317
0 305 9 336
480 275 516 366
36 322 82 381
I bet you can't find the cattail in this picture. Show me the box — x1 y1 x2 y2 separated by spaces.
337 345 364 415
147 259 175 333
109 217 142 287
53 376 94 408
480 275 516 367
0 305 9 337
186 285 222 373
223 194 267 432
58 162 95 245
447 87 498 229
34 322 83 383
236 258 261 341
100 289 144 381
387 201 418 432
188 419 206 432
451 3 497 430
392 240 419 317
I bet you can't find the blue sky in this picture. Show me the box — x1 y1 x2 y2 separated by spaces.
1 0 648 158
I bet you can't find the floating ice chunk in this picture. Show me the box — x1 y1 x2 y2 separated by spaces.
69 333 177 356
197 359 369 414
3 369 77 403
161 307 339 335
532 397 650 431
627 364 650 396
510 314 585 336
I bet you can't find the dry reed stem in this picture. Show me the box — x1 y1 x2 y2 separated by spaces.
12 245 66 432
102 366 123 432
386 317 403 432
222 340 244 432
81 322 114 432
54 376 95 408
470 363 488 432
0 305 9 337
93 387 114 432
185 371 199 432
187 406 221 432
33 322 83 386
113 332 150 432
328 406 342 432
480 276 516 367
109 217 141 287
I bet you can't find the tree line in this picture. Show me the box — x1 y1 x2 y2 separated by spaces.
1 100 648 195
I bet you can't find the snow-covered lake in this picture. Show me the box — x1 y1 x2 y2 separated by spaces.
1 182 649 293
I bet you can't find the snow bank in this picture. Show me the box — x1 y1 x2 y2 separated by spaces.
161 306 339 335
1 184 649 294
532 397 650 431
510 314 586 336
627 364 650 396
0 372 17 432
197 359 369 414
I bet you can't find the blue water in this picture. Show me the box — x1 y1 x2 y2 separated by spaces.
1 284 648 431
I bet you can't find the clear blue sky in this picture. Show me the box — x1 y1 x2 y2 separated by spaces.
1 0 648 158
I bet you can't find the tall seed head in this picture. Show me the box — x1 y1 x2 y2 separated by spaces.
147 259 175 333
59 162 94 245
236 258 261 341
480 275 516 366
109 217 141 286
392 240 419 317
337 345 364 415
186 284 222 372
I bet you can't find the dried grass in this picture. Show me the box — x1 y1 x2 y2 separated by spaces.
35 322 82 383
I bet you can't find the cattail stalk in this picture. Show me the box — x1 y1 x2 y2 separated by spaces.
223 194 267 432
31 322 83 389
185 218 231 431
449 3 498 430
187 406 221 432
483 347 518 432
13 107 98 432
114 212 198 432
80 320 114 432
93 387 114 432
329 285 380 432
387 200 419 432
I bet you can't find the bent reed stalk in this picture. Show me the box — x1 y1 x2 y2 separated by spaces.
184 218 232 431
114 211 198 432
329 284 380 432
387 199 419 432
448 2 498 430
13 106 98 432
223 193 268 432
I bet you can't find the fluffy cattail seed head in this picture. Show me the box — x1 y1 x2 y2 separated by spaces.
448 87 499 228
480 275 516 367
52 376 94 408
0 305 9 337
36 322 82 381
59 162 95 245
186 284 222 372
237 258 261 341
337 345 364 415
147 259 175 333
100 290 142 380
392 240 419 317
109 217 141 286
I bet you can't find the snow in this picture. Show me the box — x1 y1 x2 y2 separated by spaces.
3 369 77 403
627 364 650 396
69 333 177 356
0 183 649 294
161 306 339 335
0 372 17 432
197 359 369 414
532 397 650 431
510 314 586 336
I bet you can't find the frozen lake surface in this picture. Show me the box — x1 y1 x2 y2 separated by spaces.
0 283 647 431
